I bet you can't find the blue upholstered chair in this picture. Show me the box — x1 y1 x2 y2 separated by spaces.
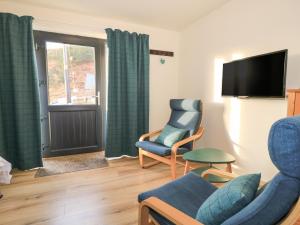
136 99 204 179
138 116 300 225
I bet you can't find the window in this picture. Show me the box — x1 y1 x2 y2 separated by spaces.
46 42 96 105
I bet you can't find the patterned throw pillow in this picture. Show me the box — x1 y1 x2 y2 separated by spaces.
155 124 187 147
196 173 261 225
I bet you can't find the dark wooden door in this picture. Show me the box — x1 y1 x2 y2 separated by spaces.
34 31 106 157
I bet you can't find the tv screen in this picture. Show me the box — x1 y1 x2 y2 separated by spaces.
222 50 287 97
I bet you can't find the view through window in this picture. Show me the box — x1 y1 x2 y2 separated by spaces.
46 42 96 105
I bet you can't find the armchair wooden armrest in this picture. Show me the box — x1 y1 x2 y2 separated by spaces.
139 197 204 225
139 129 163 141
201 168 238 180
280 198 300 225
172 127 204 153
202 169 267 188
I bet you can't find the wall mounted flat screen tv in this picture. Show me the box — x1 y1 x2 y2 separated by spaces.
222 49 287 98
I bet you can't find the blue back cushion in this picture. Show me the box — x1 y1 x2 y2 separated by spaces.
222 173 300 225
268 116 300 179
168 99 202 149
196 174 261 225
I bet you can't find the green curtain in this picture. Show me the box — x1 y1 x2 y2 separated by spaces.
105 28 149 157
0 13 42 169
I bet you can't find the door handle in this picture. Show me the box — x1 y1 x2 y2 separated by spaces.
92 91 101 104
92 91 100 99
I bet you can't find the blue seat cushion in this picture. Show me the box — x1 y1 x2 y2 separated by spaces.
136 141 190 156
222 173 300 225
138 173 217 225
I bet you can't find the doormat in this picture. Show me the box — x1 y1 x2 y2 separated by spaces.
35 152 108 177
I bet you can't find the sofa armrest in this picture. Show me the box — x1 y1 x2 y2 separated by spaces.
139 197 204 225
139 129 163 141
172 127 204 153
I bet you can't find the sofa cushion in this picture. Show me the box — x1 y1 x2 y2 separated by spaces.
222 173 300 225
138 173 217 225
155 124 187 147
268 116 300 179
196 173 261 225
135 141 190 156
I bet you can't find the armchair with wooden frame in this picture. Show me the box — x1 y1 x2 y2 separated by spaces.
138 116 300 225
136 99 204 179
139 169 300 225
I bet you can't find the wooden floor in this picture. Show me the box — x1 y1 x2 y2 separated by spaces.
1 152 300 225
0 153 183 225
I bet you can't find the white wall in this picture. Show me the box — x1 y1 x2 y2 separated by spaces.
2 0 299 179
0 1 180 131
179 0 300 180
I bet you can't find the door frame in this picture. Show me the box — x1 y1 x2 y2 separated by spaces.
34 31 106 157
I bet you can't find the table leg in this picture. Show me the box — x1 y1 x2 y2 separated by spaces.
226 163 232 173
184 161 190 175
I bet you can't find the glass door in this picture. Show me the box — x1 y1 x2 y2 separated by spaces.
34 31 105 157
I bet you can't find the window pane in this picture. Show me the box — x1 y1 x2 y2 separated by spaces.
46 42 66 105
46 42 96 105
68 44 96 104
